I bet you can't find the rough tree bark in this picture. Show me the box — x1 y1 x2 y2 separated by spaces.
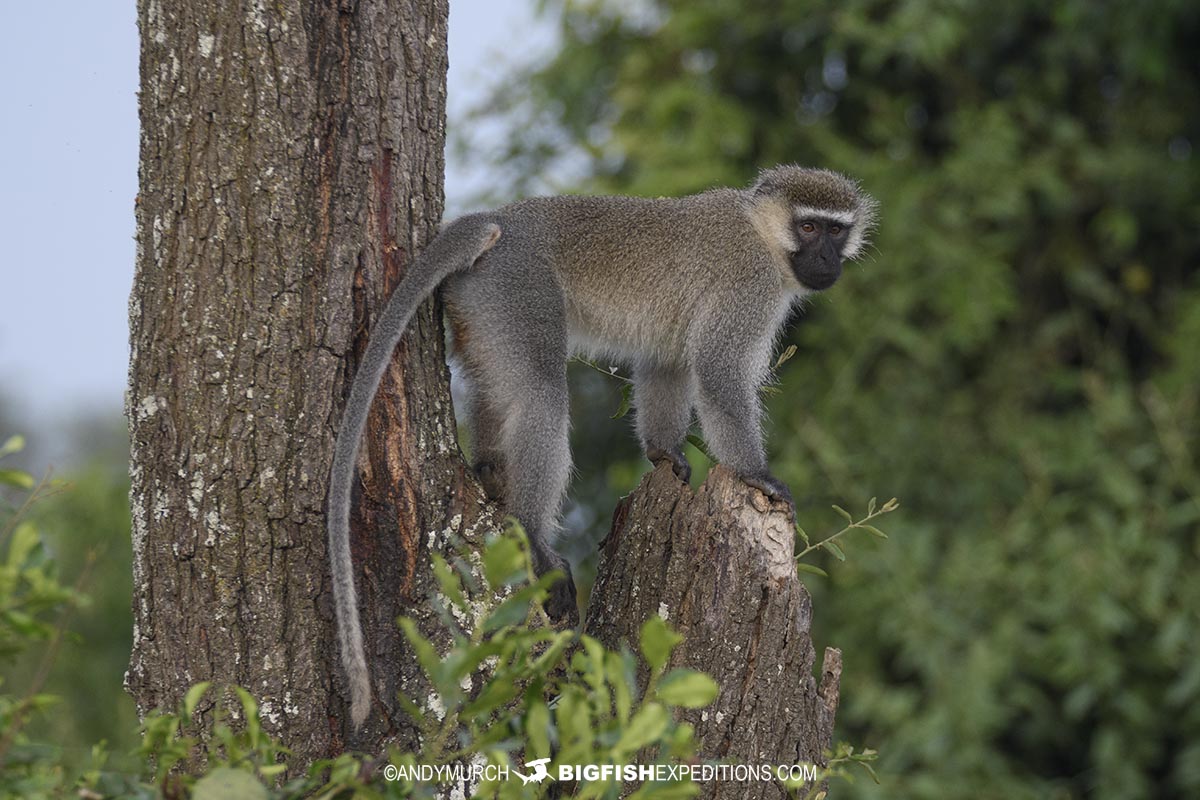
586 465 841 799
127 0 502 761
127 0 839 780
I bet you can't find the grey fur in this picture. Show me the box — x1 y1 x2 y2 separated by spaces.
328 165 875 728
328 218 500 729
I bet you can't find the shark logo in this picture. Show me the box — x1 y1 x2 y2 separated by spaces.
512 757 552 785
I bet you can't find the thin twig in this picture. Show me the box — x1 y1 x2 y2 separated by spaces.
1 470 66 542
795 499 899 562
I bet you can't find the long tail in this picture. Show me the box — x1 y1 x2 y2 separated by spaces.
328 217 501 728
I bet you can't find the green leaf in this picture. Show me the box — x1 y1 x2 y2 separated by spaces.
0 469 34 489
615 702 669 753
580 635 608 694
858 761 881 783
184 682 212 720
607 649 634 723
860 525 888 539
831 505 853 523
233 687 261 746
0 434 25 459
656 669 719 708
640 616 682 672
795 563 828 578
399 618 446 691
482 583 546 633
529 630 575 675
685 433 714 462
22 693 62 714
233 686 258 720
482 531 527 587
394 692 425 724
613 382 634 419
822 541 846 561
192 767 268 800
526 700 552 758
3 609 47 637
7 521 41 567
431 553 468 611
462 677 520 719
555 687 592 749
796 525 810 546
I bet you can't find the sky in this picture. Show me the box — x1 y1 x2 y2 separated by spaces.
0 1 553 446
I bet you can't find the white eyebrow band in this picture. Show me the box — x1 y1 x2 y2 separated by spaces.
792 205 855 225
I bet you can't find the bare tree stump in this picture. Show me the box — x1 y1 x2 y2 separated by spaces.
586 465 842 799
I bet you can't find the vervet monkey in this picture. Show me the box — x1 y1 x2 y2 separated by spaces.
328 165 877 727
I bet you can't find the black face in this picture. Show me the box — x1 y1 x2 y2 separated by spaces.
789 217 850 291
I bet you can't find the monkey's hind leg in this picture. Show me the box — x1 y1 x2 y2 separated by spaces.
633 364 694 482
463 381 509 501
499 366 578 623
446 253 577 622
449 303 510 501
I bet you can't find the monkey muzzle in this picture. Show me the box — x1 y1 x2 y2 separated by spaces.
801 260 842 291
791 238 843 291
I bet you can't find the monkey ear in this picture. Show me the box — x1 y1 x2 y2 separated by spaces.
481 223 502 251
750 169 776 195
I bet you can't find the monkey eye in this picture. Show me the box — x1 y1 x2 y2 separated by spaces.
799 222 817 234
830 224 842 235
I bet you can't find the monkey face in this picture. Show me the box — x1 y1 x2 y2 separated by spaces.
789 217 850 291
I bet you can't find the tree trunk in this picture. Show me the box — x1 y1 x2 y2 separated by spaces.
586 465 842 799
127 0 495 761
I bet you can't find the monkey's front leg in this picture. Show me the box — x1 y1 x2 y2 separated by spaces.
694 358 794 508
633 365 694 482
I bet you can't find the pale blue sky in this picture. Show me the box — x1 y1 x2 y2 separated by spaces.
0 1 553 436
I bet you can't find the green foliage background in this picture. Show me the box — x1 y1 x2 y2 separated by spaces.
2 442 141 777
474 0 1200 797
27 461 140 763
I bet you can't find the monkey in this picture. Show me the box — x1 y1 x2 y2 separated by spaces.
328 164 877 727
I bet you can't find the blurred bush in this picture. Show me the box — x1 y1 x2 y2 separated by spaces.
23 457 139 766
1 432 139 787
477 0 1200 797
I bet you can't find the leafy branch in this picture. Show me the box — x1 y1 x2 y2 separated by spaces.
785 742 880 799
795 497 900 577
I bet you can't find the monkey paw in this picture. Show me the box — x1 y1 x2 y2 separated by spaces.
647 446 692 483
473 460 507 502
534 550 579 626
741 472 795 509
545 575 579 627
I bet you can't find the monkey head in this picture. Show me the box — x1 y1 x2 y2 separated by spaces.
751 165 877 292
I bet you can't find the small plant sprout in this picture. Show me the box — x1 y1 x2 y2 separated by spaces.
795 497 900 577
